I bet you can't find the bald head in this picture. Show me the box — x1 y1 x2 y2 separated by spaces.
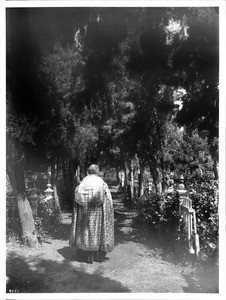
88 164 99 175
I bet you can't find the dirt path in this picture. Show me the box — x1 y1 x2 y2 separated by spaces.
7 188 204 293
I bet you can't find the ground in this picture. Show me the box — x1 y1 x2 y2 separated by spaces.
6 187 218 293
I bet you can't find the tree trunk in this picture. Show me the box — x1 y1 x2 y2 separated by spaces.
75 165 81 187
7 162 38 247
115 166 120 187
62 158 69 190
159 159 165 192
51 158 61 213
213 159 218 180
209 140 218 180
65 159 80 209
130 160 135 201
80 163 87 180
124 157 135 208
149 161 159 195
124 158 130 197
138 160 145 198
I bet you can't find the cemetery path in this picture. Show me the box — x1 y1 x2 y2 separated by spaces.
6 187 216 294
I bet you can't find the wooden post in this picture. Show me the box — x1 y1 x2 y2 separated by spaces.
177 175 195 254
193 210 200 256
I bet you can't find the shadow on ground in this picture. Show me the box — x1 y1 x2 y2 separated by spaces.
57 246 77 261
48 223 71 241
7 187 217 294
57 246 110 263
112 190 158 251
111 188 219 294
6 252 130 293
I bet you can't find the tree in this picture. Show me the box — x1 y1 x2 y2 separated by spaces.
107 10 177 197
39 42 100 207
38 42 83 207
6 7 219 227
6 9 82 242
84 8 178 201
168 8 219 178
6 96 38 247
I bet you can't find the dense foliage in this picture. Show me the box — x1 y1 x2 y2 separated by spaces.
135 176 218 262
135 191 181 251
36 199 61 239
6 7 219 249
189 179 218 259
7 198 61 243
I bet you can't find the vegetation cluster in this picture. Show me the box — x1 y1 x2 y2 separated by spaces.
6 6 219 269
135 170 218 264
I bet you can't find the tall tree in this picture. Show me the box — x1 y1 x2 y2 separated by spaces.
170 8 219 178
6 9 43 247
6 95 38 247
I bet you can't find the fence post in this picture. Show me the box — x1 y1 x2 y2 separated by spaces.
44 183 54 200
177 175 187 215
177 175 195 255
148 178 153 192
119 171 125 188
193 210 200 256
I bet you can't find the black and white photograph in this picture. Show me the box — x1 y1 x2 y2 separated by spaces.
1 0 226 298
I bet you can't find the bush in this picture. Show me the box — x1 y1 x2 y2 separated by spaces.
135 176 219 263
25 172 49 195
135 190 196 259
6 175 13 196
6 219 23 244
135 191 162 230
57 179 74 211
7 198 61 244
37 199 61 238
189 179 218 261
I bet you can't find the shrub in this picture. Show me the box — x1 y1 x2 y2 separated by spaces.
34 216 49 241
135 176 219 263
25 172 49 195
189 179 218 261
37 198 61 237
7 197 61 244
135 190 194 259
6 219 22 244
135 191 162 230
6 175 13 196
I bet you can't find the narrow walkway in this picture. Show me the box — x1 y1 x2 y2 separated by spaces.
7 187 193 293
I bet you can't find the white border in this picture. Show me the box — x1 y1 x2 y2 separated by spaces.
3 0 226 8
0 0 6 299
1 1 226 300
218 0 226 297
